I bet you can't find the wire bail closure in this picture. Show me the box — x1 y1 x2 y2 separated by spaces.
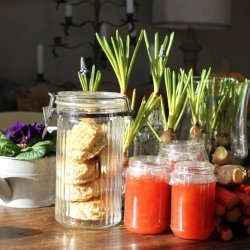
42 92 56 139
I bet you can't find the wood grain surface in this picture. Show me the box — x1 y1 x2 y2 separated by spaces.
0 206 249 250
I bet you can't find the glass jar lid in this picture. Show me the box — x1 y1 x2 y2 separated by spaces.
55 91 131 115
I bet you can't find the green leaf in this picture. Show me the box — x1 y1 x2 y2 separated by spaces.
0 131 7 139
0 138 20 157
16 146 47 160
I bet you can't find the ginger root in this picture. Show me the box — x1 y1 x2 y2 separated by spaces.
212 146 234 165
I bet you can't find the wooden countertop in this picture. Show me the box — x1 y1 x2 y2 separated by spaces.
0 206 249 250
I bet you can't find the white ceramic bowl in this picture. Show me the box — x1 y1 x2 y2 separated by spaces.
0 156 56 208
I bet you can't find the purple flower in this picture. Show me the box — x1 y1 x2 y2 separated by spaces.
5 122 45 145
30 122 45 134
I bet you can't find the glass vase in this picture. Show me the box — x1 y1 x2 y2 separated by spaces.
133 105 163 156
205 78 250 160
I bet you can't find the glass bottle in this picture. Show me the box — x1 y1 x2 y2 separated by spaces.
124 155 171 234
158 140 208 171
170 161 216 240
55 91 130 229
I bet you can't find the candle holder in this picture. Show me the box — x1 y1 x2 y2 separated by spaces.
36 73 47 83
49 36 93 57
51 0 139 68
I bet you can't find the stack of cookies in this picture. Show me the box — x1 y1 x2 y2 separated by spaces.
65 118 107 220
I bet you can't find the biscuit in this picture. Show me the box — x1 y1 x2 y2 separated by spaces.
67 179 100 202
69 198 105 220
67 119 106 163
66 157 100 184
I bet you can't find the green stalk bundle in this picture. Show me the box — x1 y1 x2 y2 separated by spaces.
78 64 101 92
96 30 144 94
159 68 192 142
208 78 248 149
144 31 174 94
123 92 161 154
186 68 211 141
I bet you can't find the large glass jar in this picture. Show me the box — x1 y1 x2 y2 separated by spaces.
124 155 171 234
170 161 216 240
158 140 208 171
55 91 130 229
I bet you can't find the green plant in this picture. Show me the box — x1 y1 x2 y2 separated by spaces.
205 78 249 149
144 31 174 94
186 68 211 140
160 68 192 142
0 123 56 160
78 58 101 91
96 30 144 94
123 92 160 155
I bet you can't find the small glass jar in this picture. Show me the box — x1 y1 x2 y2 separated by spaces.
124 155 171 234
158 140 208 171
55 91 130 229
170 161 216 240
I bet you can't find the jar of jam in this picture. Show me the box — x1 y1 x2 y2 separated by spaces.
124 155 171 234
55 91 131 229
170 161 216 240
158 140 208 171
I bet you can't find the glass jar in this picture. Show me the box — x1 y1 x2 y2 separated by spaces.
170 161 216 240
158 140 208 171
124 155 171 234
55 91 130 229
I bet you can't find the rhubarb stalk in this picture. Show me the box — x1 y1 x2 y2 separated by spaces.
216 186 240 210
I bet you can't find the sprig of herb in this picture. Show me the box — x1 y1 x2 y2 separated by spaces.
78 57 101 91
96 30 144 94
144 31 174 93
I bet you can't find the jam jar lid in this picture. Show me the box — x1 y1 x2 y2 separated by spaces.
55 91 131 116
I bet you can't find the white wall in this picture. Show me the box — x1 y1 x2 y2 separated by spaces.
0 0 249 94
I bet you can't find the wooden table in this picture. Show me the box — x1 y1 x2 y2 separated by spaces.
0 206 249 250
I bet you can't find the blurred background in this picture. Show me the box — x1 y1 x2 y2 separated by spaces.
0 0 249 111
